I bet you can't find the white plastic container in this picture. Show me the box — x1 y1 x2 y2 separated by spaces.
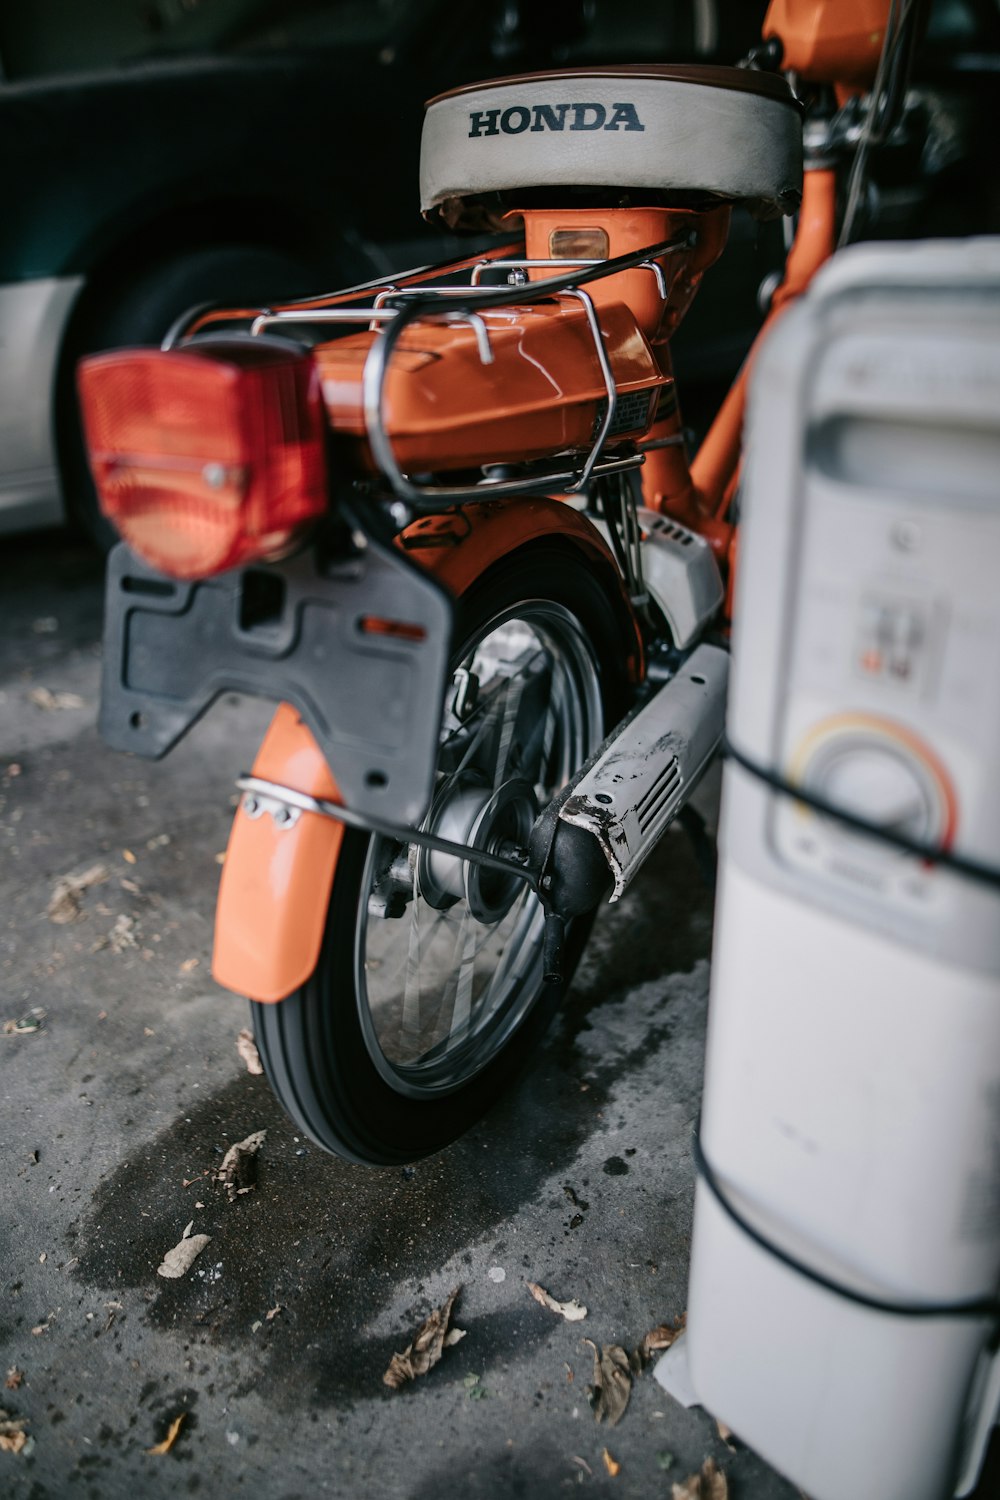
686 239 1000 1500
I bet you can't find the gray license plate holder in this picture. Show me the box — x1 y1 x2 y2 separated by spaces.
100 531 453 827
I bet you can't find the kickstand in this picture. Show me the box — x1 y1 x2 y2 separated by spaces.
543 911 566 985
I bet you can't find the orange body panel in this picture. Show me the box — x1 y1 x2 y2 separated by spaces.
519 204 731 342
212 500 638 1003
763 0 890 88
212 703 344 1002
404 496 638 660
315 298 664 472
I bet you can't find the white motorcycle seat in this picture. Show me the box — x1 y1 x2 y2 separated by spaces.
420 65 802 225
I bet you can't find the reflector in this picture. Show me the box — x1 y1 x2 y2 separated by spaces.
549 227 609 261
77 341 327 578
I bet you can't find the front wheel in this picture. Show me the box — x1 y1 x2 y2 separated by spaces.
252 546 632 1164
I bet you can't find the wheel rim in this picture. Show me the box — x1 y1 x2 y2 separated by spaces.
355 599 603 1098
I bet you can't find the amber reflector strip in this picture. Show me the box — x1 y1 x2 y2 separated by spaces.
359 616 427 642
549 228 609 260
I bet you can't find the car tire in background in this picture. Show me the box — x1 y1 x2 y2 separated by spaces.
57 243 321 552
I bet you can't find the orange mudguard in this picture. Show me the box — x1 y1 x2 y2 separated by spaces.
212 702 345 1002
212 498 636 1003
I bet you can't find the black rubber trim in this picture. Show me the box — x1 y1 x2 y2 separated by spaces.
692 1118 1000 1322
722 734 1000 893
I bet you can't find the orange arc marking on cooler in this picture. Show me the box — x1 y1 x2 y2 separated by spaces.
787 711 959 851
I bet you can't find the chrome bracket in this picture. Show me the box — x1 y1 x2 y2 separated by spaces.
360 282 635 505
241 786 302 829
470 257 669 299
164 235 691 507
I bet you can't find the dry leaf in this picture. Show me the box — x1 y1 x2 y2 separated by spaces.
236 1029 264 1076
383 1286 462 1390
47 863 109 923
92 913 138 954
671 1458 728 1500
122 849 137 864
265 1304 283 1321
0 1409 29 1454
633 1313 687 1370
526 1281 587 1321
179 958 199 974
443 1327 466 1347
29 686 85 711
216 1130 266 1201
157 1232 212 1279
570 1456 592 1477
4 1369 23 1391
602 1447 621 1477
147 1413 185 1455
584 1339 632 1426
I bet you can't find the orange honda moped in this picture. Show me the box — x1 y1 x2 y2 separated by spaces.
78 1 922 1164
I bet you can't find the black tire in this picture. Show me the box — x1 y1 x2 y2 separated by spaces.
252 546 633 1164
59 244 318 552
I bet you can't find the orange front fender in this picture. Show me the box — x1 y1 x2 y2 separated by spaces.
212 498 638 1002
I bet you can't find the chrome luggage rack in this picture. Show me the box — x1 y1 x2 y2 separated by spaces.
166 235 692 509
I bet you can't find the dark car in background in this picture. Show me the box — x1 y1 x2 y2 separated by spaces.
0 0 773 546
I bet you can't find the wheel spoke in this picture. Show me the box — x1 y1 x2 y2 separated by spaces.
444 904 479 1044
491 672 524 790
399 893 425 1056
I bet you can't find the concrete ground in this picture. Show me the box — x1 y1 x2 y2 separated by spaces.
0 533 994 1500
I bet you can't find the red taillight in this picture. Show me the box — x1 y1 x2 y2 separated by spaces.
77 341 328 578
